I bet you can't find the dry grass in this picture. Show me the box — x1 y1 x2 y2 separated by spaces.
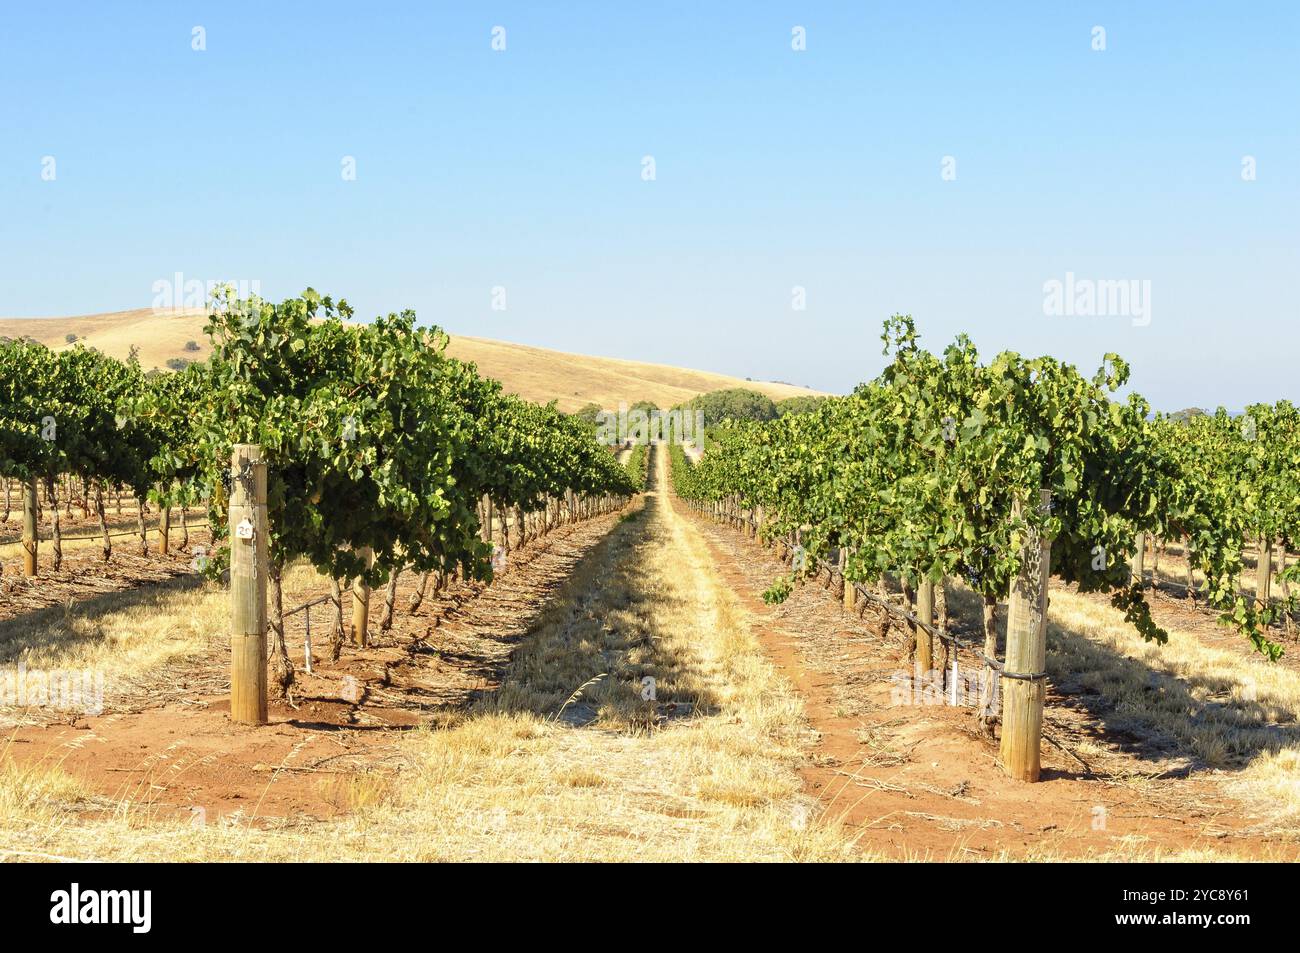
448 335 824 412
316 772 395 815
0 310 827 412
0 309 212 374
1 534 110 562
1045 587 1300 829
0 555 317 725
1227 748 1300 823
0 577 222 680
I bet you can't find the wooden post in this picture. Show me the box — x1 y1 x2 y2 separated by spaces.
159 503 171 555
841 547 855 611
229 444 268 725
999 489 1052 782
352 547 374 647
1257 535 1273 609
1131 531 1146 587
915 576 935 676
22 476 38 577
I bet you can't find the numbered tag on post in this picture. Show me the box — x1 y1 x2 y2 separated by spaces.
235 518 255 540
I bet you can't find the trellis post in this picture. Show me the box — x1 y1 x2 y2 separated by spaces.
352 547 374 647
999 489 1052 781
915 577 935 675
229 444 268 724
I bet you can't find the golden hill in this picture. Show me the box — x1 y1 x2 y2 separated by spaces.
0 309 828 412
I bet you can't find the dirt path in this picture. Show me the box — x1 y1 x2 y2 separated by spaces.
671 490 1300 860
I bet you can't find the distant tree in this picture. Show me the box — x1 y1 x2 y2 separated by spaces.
570 402 604 427
65 333 78 344
165 357 193 371
684 388 778 425
629 399 659 415
776 395 827 417
184 340 201 352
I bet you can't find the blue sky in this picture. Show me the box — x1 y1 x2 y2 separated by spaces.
2 2 1296 410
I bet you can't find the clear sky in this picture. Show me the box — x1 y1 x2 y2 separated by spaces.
2 2 1296 411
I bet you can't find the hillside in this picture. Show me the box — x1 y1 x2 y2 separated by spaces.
0 309 828 412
